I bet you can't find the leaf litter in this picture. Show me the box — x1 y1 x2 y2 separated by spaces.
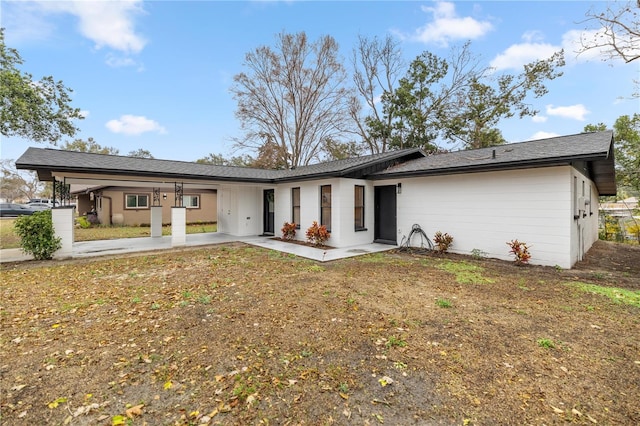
0 241 638 425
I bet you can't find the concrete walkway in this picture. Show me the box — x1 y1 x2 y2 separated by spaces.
0 232 395 263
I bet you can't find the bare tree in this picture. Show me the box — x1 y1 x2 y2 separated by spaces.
1 159 45 201
579 1 640 63
231 32 352 167
350 35 405 154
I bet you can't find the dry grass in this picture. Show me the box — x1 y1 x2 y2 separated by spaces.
0 219 216 249
1 243 638 425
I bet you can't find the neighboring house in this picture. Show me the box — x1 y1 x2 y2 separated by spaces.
15 130 616 268
72 185 217 226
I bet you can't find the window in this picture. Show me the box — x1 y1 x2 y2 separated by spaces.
354 185 365 230
125 194 149 209
292 187 300 227
183 195 200 209
320 185 331 231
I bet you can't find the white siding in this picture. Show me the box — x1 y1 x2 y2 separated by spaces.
217 185 263 236
274 178 375 247
393 166 577 268
570 168 601 265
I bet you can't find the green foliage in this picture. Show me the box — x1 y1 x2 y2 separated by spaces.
370 42 564 152
128 148 154 158
537 338 555 349
60 137 119 155
433 231 454 253
569 282 640 308
586 114 640 195
0 29 83 143
470 248 488 259
380 51 447 153
599 213 624 242
305 221 330 247
385 335 407 348
435 260 495 284
195 152 254 167
77 216 91 229
444 51 565 150
281 222 297 240
507 239 531 265
13 210 61 260
436 298 452 308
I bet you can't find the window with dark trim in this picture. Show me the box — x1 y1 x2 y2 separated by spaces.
183 195 200 209
125 194 149 209
292 187 300 228
320 185 331 231
354 185 365 231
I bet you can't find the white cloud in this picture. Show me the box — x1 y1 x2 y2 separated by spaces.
545 104 590 121
531 115 548 123
38 0 147 54
105 53 145 71
79 110 90 119
409 1 493 47
490 41 560 71
530 131 560 140
106 115 166 135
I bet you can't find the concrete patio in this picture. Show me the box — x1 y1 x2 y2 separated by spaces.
0 232 396 264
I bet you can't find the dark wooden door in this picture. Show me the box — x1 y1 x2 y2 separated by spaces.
374 185 397 244
263 189 275 235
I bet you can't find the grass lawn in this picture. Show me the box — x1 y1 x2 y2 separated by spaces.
1 243 638 425
0 219 216 249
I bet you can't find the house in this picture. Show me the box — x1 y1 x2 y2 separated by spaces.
15 130 616 268
72 185 217 226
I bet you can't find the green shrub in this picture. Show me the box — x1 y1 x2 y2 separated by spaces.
77 216 91 229
14 210 61 260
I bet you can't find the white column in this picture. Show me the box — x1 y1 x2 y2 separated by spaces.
171 207 187 247
150 206 163 238
52 206 75 259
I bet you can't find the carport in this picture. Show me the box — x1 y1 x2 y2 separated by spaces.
15 148 274 259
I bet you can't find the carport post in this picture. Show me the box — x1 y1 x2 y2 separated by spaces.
51 206 75 259
171 206 186 247
150 206 163 238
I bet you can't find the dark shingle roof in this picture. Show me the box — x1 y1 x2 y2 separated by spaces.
372 131 616 195
14 131 616 195
15 147 423 183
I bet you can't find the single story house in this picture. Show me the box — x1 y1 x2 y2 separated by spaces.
72 185 217 226
16 130 616 268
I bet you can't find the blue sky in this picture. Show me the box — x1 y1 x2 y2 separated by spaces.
2 0 638 163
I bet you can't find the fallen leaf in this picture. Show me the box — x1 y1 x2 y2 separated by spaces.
47 397 68 409
164 380 172 390
125 404 144 418
550 405 564 414
378 376 393 387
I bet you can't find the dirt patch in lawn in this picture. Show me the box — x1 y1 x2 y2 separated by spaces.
1 241 638 425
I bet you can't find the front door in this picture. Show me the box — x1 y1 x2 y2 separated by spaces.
374 185 397 244
263 189 275 235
